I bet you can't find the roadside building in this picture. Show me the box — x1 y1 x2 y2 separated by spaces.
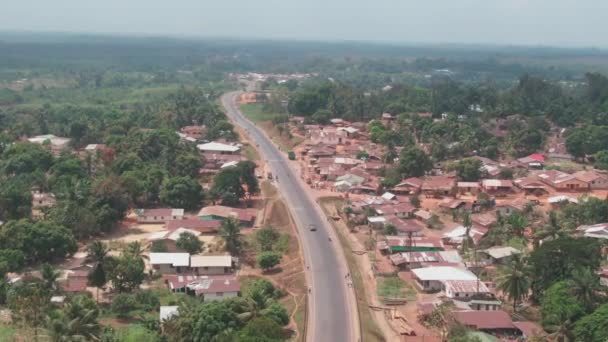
390 250 462 269
411 266 478 292
197 142 240 154
378 236 444 254
198 206 256 226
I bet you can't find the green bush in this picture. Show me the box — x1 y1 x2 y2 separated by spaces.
287 151 296 160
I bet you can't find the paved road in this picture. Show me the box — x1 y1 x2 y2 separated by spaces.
221 91 358 342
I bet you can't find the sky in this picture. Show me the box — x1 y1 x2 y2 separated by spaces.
1 0 607 47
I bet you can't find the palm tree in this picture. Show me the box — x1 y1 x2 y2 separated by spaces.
47 296 101 341
497 254 530 311
569 267 603 312
461 211 473 254
219 218 243 255
506 212 527 237
534 212 566 246
85 241 109 303
40 263 60 292
86 241 108 265
125 241 144 259
545 311 574 342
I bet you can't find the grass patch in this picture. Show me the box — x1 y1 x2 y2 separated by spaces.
0 325 16 341
291 294 307 342
319 197 385 342
242 144 260 161
377 277 409 299
240 103 285 122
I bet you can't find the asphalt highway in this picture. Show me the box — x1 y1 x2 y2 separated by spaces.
221 91 358 342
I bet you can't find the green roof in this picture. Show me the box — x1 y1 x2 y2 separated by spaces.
389 246 443 252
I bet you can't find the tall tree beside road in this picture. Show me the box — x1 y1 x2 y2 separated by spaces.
211 167 246 206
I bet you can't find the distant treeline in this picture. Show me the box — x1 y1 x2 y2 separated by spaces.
1 32 608 86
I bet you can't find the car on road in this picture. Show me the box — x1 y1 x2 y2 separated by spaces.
308 224 317 231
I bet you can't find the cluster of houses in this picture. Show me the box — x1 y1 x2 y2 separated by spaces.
134 205 259 305
284 113 608 340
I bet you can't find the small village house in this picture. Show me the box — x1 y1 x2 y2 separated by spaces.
187 275 240 301
378 236 445 254
479 246 521 265
197 142 240 154
457 182 480 195
197 206 256 226
411 266 478 292
165 218 221 234
27 134 71 155
517 153 545 169
481 179 514 194
573 170 608 189
421 176 456 197
137 208 185 223
443 280 492 300
513 177 547 194
389 250 462 269
452 310 522 338
385 216 424 237
576 223 608 240
538 170 587 191
190 255 234 275
149 253 190 274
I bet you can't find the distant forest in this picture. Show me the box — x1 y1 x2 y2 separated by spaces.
2 32 608 87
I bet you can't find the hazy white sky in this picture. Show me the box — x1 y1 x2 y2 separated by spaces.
1 0 607 47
